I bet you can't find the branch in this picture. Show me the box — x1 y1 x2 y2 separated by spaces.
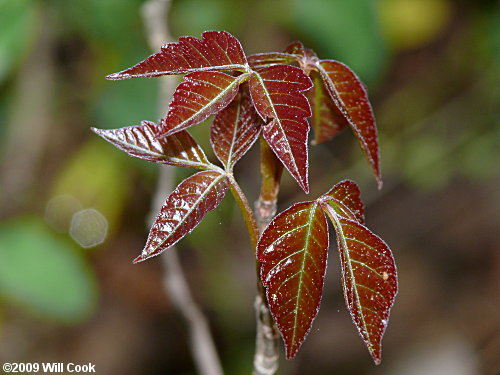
254 137 283 232
252 137 283 375
142 1 223 374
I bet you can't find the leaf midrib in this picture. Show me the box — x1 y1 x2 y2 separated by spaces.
106 131 212 170
253 72 300 176
226 95 242 169
150 172 225 254
330 211 372 351
290 203 317 348
167 73 248 135
316 63 374 166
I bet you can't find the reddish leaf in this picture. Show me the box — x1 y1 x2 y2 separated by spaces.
247 53 296 70
284 41 305 56
134 171 229 263
258 201 329 359
158 71 249 137
91 121 211 169
107 31 247 80
249 65 313 193
321 203 397 365
317 60 381 188
320 179 364 224
210 89 262 169
308 71 349 145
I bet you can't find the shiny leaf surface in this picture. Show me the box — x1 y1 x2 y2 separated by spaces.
317 60 381 188
210 89 262 169
158 71 248 137
249 65 313 193
92 121 210 169
308 71 349 145
320 179 364 223
258 201 329 359
322 203 397 364
107 31 247 79
134 171 229 263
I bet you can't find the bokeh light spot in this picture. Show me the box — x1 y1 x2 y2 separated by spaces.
70 209 108 248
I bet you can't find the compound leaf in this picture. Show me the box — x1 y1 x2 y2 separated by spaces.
258 201 329 359
317 60 381 188
320 179 364 223
249 65 313 193
107 30 247 79
158 71 248 137
91 121 211 169
210 89 262 169
308 70 349 145
134 171 229 263
322 204 397 365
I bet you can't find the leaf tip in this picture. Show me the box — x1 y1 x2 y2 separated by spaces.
105 73 121 80
132 254 147 264
376 175 383 190
296 175 310 194
370 347 382 365
285 346 298 360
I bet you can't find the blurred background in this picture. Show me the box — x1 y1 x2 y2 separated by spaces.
0 0 498 374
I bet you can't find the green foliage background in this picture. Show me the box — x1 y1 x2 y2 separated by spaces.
0 0 498 374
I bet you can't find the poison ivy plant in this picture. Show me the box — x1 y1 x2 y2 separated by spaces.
93 31 398 367
257 180 397 362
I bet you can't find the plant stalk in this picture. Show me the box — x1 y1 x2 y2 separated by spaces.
226 136 282 375
254 137 283 232
227 174 259 252
251 136 283 375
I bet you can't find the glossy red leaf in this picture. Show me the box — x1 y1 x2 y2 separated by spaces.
257 201 329 359
320 179 364 224
134 171 229 263
247 53 296 70
158 71 248 137
317 60 381 188
91 121 211 169
308 71 349 145
107 31 247 80
210 89 262 169
322 203 397 365
249 65 313 193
